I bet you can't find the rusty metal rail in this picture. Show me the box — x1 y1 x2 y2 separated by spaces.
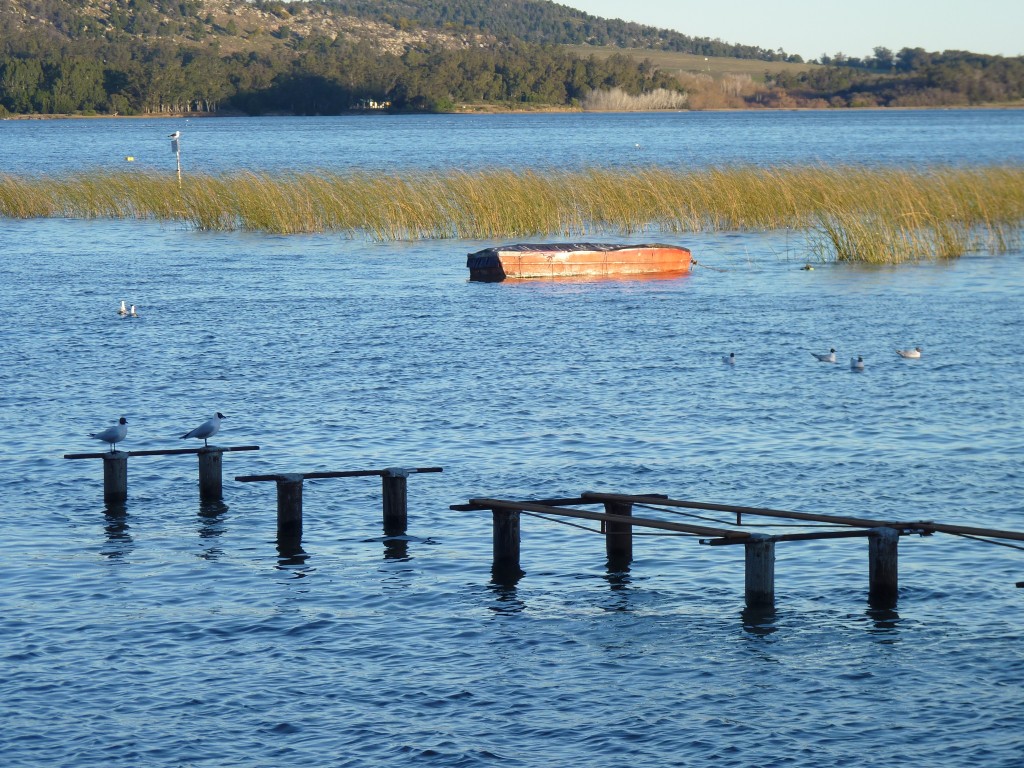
454 491 1024 608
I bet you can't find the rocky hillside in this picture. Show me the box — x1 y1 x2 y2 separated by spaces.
0 0 493 56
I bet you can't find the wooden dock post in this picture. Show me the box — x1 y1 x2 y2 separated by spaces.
276 474 304 551
744 534 775 608
237 466 440 552
382 468 409 536
869 527 899 606
197 447 223 501
102 451 128 506
492 506 522 581
603 499 633 567
65 445 258 504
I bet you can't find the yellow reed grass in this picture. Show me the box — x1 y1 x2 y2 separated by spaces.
1 165 1021 263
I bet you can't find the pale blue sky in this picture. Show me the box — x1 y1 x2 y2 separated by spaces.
562 0 1023 60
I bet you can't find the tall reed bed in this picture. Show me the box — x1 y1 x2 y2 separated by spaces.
0 166 1021 262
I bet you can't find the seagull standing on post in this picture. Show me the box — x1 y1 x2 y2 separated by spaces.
181 412 225 447
91 416 128 452
168 131 180 140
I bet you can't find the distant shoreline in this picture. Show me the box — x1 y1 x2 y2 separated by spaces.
3 102 1024 121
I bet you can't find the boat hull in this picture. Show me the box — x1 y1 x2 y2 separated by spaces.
467 243 692 282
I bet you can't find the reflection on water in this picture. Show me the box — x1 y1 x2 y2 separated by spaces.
276 541 309 567
604 566 632 587
600 569 634 613
740 605 780 638
100 506 132 560
197 501 228 560
866 607 902 640
487 582 525 615
382 536 410 561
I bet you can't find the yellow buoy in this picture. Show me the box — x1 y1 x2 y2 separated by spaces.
125 156 134 162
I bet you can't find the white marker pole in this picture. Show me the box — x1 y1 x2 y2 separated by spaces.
171 135 181 185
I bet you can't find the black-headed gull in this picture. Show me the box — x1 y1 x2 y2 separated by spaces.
91 417 128 452
118 300 128 316
811 348 836 363
722 352 735 365
181 412 225 446
850 355 865 371
896 346 922 359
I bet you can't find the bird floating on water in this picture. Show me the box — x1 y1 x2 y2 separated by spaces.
896 346 922 359
129 305 138 318
851 355 865 371
811 348 836 363
722 352 735 365
118 300 128 316
90 416 128 452
181 412 225 447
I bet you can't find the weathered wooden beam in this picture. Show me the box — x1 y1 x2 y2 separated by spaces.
237 466 442 483
64 445 260 504
744 534 775 608
913 521 1024 543
451 493 667 512
276 474 304 551
381 468 408 536
703 529 897 546
603 499 633 567
869 527 899 606
466 498 747 539
238 466 441 543
64 445 259 459
492 506 522 581
197 447 223 501
582 492 924 531
102 451 128 506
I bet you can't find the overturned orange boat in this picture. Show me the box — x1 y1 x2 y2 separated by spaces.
467 242 692 282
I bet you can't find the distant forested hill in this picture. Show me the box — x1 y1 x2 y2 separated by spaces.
319 0 794 60
0 0 1021 116
0 0 684 114
764 47 1024 107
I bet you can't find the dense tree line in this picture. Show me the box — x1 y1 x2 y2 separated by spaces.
769 48 1024 107
0 28 681 115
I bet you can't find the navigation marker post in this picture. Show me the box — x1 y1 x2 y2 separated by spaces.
169 130 182 185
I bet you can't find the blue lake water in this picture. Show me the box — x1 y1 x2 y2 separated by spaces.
1 111 1023 767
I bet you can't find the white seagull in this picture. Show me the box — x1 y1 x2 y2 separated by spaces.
811 348 836 363
181 412 225 447
896 346 922 359
722 352 735 365
851 355 865 371
91 416 128 452
118 300 128 316
168 131 181 140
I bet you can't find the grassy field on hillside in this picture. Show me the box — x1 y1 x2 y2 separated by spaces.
563 45 819 82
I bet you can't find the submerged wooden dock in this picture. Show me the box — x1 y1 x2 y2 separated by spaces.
59 434 1023 608
452 492 1024 608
